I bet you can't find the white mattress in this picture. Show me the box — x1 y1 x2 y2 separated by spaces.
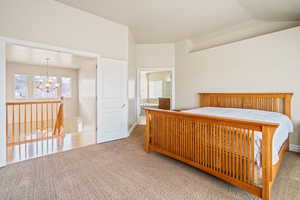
182 107 293 165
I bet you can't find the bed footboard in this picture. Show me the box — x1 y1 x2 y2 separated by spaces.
144 108 278 200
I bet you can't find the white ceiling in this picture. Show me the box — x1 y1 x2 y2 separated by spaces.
55 0 300 45
6 44 96 69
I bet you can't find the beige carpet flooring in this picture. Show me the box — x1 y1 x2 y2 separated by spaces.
1 125 300 200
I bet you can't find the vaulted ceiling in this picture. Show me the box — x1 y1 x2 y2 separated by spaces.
56 0 300 49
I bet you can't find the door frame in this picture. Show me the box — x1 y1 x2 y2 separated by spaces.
136 67 175 121
0 36 104 167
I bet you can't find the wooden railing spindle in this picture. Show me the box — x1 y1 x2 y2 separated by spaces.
12 105 15 144
6 105 8 145
41 103 44 152
24 104 27 141
46 103 49 152
36 103 38 153
30 104 33 141
18 104 21 145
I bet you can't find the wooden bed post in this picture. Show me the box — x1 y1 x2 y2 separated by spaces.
283 94 292 118
283 93 292 152
199 94 205 107
144 110 151 153
262 126 276 200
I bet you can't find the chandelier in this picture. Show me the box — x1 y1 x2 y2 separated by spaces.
36 58 60 93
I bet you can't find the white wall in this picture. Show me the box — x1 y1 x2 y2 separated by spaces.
0 41 6 167
136 43 175 68
78 59 97 134
175 26 300 146
0 0 128 60
128 31 137 130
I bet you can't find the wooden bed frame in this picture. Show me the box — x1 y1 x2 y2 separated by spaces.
144 93 293 200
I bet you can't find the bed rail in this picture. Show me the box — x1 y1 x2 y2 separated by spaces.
145 108 278 200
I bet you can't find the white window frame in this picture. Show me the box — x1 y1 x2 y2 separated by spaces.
61 76 72 98
149 80 163 99
14 74 28 99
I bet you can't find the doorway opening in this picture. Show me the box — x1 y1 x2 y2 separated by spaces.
137 68 175 125
5 44 97 164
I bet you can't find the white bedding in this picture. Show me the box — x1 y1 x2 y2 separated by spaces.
182 107 293 165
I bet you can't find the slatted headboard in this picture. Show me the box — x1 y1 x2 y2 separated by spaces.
198 93 293 118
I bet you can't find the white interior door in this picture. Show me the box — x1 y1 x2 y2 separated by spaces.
97 58 128 143
0 40 6 167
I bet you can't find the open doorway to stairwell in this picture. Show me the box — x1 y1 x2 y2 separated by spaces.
5 44 97 164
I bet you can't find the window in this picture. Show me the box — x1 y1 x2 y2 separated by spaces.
61 77 72 98
33 75 58 98
149 80 163 98
13 74 72 99
140 72 148 99
14 74 28 98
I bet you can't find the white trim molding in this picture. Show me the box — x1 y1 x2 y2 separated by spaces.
128 122 138 135
0 36 99 58
289 144 300 153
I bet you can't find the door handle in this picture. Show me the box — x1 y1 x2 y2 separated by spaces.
121 104 126 108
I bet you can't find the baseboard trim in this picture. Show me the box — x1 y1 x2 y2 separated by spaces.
128 122 138 135
289 144 300 153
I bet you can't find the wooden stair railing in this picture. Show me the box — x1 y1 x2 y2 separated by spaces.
53 97 64 136
6 98 64 146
